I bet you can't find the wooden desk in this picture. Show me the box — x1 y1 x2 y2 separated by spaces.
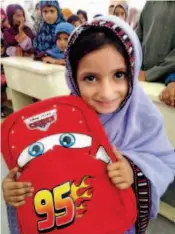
1 57 70 111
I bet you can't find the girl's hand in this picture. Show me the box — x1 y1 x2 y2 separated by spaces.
107 146 134 190
159 82 175 107
16 46 23 56
42 56 56 64
2 167 34 208
18 18 25 33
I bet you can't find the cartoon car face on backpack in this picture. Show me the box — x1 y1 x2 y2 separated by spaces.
2 96 137 234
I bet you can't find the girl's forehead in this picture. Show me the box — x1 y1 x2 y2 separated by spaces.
77 45 127 75
42 5 57 11
57 32 69 38
14 9 24 15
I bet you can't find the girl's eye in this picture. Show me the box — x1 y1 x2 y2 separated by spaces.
28 142 44 157
84 76 96 82
59 134 75 148
114 72 127 80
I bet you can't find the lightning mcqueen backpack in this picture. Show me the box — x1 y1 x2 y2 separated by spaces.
1 96 137 234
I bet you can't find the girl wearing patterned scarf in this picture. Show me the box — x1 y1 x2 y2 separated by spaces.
65 16 175 233
33 0 65 60
2 16 175 234
3 4 34 57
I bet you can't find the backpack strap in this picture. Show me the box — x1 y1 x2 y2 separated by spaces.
130 161 151 234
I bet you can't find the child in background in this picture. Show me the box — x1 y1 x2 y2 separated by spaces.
0 8 10 35
33 0 65 60
31 2 42 35
2 16 175 234
1 39 13 118
43 22 74 65
67 14 81 27
61 8 73 21
77 10 88 24
113 3 128 21
108 5 115 15
3 4 33 57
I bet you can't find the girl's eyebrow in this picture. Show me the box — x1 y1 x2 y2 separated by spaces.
79 71 99 78
79 67 127 77
111 67 127 73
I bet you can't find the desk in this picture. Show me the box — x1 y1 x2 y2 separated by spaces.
1 57 70 111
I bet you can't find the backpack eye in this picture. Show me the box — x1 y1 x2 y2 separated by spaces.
28 142 44 157
59 134 75 148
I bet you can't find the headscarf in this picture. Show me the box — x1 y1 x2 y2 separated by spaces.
128 7 139 29
113 3 129 20
33 0 65 53
46 22 74 59
61 8 73 21
65 15 175 232
77 10 88 21
0 8 10 33
3 4 33 48
0 8 7 22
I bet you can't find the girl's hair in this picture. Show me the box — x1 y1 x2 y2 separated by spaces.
77 10 88 21
67 15 80 24
69 27 131 82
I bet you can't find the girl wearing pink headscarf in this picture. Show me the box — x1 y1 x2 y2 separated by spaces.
0 8 10 34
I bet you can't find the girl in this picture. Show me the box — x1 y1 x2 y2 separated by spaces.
0 8 10 34
31 2 43 35
2 16 175 234
77 9 88 24
3 4 33 57
43 22 74 65
1 39 13 118
33 0 65 60
61 8 73 21
113 3 128 21
67 14 81 27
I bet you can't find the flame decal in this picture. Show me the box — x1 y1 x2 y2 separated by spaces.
70 176 93 218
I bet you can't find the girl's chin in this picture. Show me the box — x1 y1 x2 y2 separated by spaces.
93 104 120 114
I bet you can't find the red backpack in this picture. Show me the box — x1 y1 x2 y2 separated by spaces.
1 96 137 234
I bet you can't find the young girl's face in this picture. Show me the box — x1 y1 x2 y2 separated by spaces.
77 45 129 114
114 6 126 21
56 33 69 52
78 13 86 23
42 6 58 24
13 9 25 26
36 7 41 17
73 20 81 27
108 6 114 15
